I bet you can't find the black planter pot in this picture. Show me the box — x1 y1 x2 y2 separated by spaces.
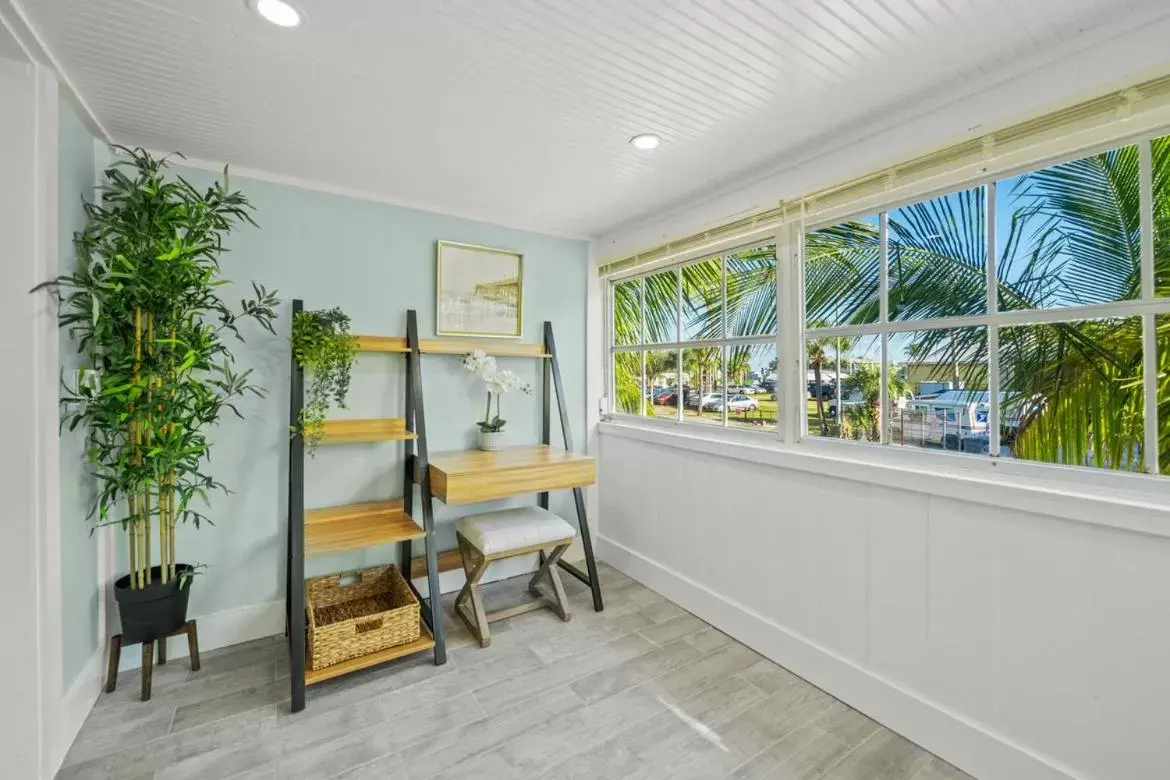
113 564 194 644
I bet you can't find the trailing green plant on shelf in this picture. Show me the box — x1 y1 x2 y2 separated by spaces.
292 307 359 453
56 147 277 638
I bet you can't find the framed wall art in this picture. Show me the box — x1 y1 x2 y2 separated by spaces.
435 241 523 338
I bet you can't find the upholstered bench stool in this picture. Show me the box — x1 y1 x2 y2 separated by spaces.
455 506 576 647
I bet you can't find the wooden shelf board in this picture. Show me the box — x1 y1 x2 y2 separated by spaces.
426 444 595 505
409 548 464 579
353 335 549 358
305 499 424 555
321 418 416 444
354 335 407 353
304 621 434 686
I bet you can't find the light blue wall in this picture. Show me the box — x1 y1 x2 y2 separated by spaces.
59 98 98 690
119 166 590 620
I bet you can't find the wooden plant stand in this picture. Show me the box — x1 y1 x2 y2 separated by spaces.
104 619 200 702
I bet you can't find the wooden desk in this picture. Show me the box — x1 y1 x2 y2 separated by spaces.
427 444 595 505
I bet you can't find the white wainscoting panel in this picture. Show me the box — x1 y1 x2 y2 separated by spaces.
598 427 1170 780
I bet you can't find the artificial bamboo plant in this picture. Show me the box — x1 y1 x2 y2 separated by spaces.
59 147 278 591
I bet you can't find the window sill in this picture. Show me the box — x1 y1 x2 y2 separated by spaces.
599 418 1170 538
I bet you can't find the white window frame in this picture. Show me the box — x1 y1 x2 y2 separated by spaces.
608 239 783 438
605 124 1170 490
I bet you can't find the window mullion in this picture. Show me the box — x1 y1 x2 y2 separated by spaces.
879 212 890 324
879 213 890 445
792 220 807 442
607 281 615 416
1140 137 1159 473
677 269 683 423
775 228 787 442
716 256 725 428
1140 138 1155 300
640 349 647 418
987 182 1001 459
638 276 646 346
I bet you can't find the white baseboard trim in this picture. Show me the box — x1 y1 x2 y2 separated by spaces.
55 646 103 775
116 599 285 673
597 535 1084 780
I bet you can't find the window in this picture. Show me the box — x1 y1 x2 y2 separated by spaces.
1160 315 1169 475
1156 133 1170 298
888 328 988 452
681 257 723 340
805 335 879 442
682 347 723 427
805 217 879 327
644 269 679 343
889 188 987 320
645 349 680 421
613 279 641 346
727 246 778 337
997 146 1140 311
1000 318 1144 469
610 244 778 434
727 344 777 432
609 129 1170 478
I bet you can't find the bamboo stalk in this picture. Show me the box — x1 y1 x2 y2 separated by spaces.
168 327 179 582
144 312 153 587
168 470 177 581
159 478 168 585
127 510 138 589
131 307 143 589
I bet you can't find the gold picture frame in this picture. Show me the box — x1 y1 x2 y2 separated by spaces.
436 241 524 338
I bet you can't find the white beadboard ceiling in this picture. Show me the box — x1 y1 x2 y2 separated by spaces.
13 0 1167 238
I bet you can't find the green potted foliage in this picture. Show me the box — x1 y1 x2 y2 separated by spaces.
291 307 358 453
58 147 278 644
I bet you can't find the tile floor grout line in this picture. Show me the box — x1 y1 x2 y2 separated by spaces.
322 750 406 780
446 626 761 780
818 723 886 780
715 713 830 780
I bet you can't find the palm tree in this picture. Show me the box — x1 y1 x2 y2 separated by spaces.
727 349 752 386
841 363 910 442
806 334 834 435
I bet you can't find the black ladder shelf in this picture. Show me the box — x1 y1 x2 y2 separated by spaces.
285 305 602 713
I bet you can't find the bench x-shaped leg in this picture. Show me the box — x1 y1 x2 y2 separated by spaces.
528 541 572 622
455 534 492 647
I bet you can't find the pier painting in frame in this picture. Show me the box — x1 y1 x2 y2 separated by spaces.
436 241 524 338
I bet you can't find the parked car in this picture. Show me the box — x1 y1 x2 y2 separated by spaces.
710 394 759 412
654 388 678 406
728 385 755 395
807 382 835 401
827 393 865 416
699 392 723 411
890 391 992 450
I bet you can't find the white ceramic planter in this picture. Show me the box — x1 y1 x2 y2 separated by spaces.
476 429 504 451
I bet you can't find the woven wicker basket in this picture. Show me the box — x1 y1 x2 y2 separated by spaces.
306 565 420 671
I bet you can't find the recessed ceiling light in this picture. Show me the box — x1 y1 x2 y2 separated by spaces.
629 133 661 151
250 0 303 28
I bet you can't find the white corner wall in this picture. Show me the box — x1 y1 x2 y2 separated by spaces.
598 425 1170 780
0 42 69 780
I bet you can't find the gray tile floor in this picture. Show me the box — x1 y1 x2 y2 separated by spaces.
58 563 973 780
